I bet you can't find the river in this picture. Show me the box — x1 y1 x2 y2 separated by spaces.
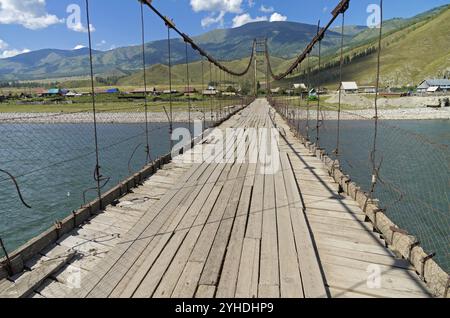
0 119 448 271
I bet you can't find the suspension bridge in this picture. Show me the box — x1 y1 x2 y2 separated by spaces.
0 0 448 298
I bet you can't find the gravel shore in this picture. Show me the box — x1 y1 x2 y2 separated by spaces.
1 101 449 123
0 111 217 124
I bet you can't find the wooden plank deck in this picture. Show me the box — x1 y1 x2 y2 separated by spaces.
29 98 431 298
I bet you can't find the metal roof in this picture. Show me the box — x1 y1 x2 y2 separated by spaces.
419 79 450 88
341 82 358 90
427 86 439 92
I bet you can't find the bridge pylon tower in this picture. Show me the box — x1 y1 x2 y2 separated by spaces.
254 38 270 97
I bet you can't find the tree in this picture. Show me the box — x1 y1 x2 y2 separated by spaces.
241 80 251 95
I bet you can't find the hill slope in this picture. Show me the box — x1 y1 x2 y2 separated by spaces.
280 5 450 88
0 4 448 84
0 21 345 81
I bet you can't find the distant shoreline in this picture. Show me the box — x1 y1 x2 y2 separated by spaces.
0 107 449 124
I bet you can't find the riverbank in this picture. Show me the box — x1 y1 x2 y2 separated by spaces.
0 103 449 123
320 93 450 119
0 111 216 124
317 107 450 120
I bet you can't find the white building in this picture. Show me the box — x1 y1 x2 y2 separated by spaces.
293 83 307 91
417 79 450 93
340 82 359 94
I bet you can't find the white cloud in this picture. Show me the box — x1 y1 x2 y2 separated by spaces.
260 5 274 13
201 11 226 28
67 22 95 33
248 0 255 8
73 45 86 50
270 12 287 22
190 0 243 13
0 0 62 29
1 48 30 59
0 38 30 59
0 39 8 50
96 40 107 47
232 13 267 28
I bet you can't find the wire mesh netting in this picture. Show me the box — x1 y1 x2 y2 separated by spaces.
270 91 450 273
264 0 449 275
0 0 259 260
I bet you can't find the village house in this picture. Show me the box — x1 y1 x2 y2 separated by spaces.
359 86 377 94
105 88 120 94
130 87 157 95
183 88 197 96
41 88 68 97
293 83 307 91
270 87 281 94
417 79 450 93
339 82 359 94
202 88 217 96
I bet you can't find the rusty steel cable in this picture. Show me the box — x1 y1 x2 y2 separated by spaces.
140 1 151 163
185 42 192 135
0 169 32 209
265 0 350 81
335 12 345 158
370 0 384 200
85 0 103 208
167 25 174 151
141 0 256 77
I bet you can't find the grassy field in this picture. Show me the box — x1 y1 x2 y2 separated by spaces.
0 94 243 113
271 94 407 111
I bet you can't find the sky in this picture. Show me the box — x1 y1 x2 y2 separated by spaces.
0 0 449 59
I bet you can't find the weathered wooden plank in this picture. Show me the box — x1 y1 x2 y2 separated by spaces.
199 163 249 287
111 232 172 298
274 165 303 298
215 183 253 298
281 153 328 298
0 252 75 298
195 285 216 298
133 229 189 298
258 171 279 298
171 261 205 298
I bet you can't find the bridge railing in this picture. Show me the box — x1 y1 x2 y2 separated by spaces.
264 0 448 297
0 0 257 277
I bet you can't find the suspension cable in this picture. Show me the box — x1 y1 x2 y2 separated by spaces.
265 0 350 81
166 25 174 151
140 1 151 162
306 53 311 141
370 0 384 199
315 21 324 148
185 42 191 135
335 11 345 158
209 61 213 121
201 58 206 132
0 169 32 209
141 0 256 77
85 0 102 207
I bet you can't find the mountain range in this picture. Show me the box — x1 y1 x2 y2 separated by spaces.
0 4 448 84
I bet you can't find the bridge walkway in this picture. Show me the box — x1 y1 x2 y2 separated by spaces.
29 99 432 298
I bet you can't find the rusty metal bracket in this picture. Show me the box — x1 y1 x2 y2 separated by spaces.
72 211 77 228
373 208 385 232
420 252 436 281
389 226 408 245
54 221 63 239
0 237 13 276
408 240 421 259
